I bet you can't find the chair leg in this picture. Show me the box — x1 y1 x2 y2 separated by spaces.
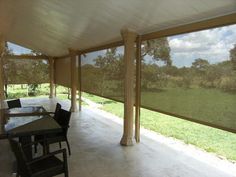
34 143 38 153
65 139 71 156
59 142 62 148
43 143 50 155
64 151 69 177
65 171 69 177
65 165 69 177
16 165 20 177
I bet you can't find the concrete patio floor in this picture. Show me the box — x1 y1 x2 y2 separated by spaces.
0 98 236 177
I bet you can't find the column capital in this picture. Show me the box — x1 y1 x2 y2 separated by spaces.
120 28 137 43
48 57 54 63
68 48 77 56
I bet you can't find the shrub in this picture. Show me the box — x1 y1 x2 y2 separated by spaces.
28 84 39 96
219 76 236 93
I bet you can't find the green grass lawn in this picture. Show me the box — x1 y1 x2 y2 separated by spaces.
83 92 236 162
7 84 69 99
142 88 236 130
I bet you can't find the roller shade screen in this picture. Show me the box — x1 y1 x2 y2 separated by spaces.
140 24 236 132
81 47 124 102
4 58 49 84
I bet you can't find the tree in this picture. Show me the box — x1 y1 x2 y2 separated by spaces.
191 58 210 72
230 44 236 70
141 38 172 66
92 48 124 97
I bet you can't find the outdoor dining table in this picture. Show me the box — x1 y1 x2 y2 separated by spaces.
0 106 62 160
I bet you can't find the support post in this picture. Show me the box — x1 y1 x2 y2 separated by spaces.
53 60 57 97
54 84 57 97
120 29 137 146
135 35 141 143
49 58 55 98
69 49 78 112
78 54 82 111
0 36 5 109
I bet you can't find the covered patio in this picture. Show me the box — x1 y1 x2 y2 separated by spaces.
0 1 236 177
1 98 236 177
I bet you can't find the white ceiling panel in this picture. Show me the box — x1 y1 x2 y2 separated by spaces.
0 0 235 56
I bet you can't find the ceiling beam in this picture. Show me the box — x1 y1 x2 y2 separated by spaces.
142 13 236 41
54 54 70 60
5 54 49 60
79 40 124 55
54 41 124 60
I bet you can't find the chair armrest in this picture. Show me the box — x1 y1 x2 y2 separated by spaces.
43 112 55 118
27 149 67 165
46 111 55 114
22 139 47 148
47 111 55 116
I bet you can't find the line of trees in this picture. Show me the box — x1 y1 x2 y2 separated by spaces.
4 39 235 99
141 43 236 93
81 39 236 97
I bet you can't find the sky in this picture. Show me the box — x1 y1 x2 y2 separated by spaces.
8 24 236 68
8 43 32 55
168 24 236 67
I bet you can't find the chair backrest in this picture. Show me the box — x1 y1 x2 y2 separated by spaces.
7 99 22 109
54 103 62 121
57 108 71 135
9 139 30 176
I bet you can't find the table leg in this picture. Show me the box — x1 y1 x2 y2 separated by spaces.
19 136 32 160
43 134 50 155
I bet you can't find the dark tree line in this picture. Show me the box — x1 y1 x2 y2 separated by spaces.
141 43 236 93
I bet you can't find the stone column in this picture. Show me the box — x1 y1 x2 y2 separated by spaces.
120 29 137 146
78 54 82 111
135 35 141 143
69 49 78 112
0 35 5 109
49 58 55 98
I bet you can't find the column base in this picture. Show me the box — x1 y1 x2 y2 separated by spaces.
49 95 54 99
70 106 78 112
135 135 140 143
120 135 133 146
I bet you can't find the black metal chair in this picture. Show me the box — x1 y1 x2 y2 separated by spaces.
34 103 62 153
7 99 22 109
9 138 68 177
53 103 62 122
36 108 72 155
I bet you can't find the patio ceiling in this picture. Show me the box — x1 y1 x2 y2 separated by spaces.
0 0 236 57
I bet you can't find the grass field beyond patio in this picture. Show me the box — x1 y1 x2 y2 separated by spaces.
83 92 236 162
141 88 236 130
